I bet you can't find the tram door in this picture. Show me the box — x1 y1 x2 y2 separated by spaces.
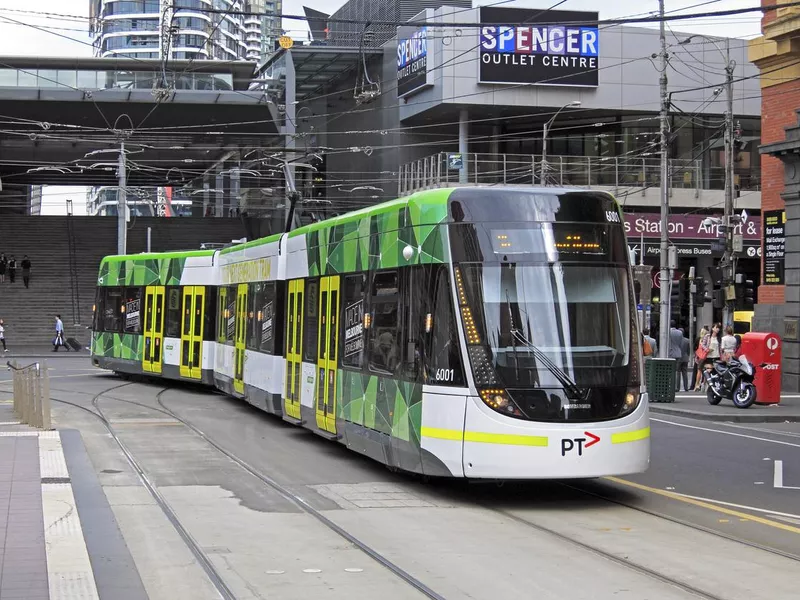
142 286 165 374
233 283 248 394
179 286 206 379
284 279 304 420
316 276 340 434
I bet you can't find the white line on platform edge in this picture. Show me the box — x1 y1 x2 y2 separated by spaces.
652 418 800 448
40 431 100 600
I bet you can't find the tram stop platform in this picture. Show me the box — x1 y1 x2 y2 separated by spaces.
0 403 146 600
649 392 800 423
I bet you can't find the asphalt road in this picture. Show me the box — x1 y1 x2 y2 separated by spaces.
5 357 800 599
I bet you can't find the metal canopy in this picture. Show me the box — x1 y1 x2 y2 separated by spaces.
258 46 383 100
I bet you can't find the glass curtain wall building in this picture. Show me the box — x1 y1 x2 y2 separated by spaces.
89 0 281 62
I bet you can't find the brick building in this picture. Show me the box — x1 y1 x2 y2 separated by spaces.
749 0 800 388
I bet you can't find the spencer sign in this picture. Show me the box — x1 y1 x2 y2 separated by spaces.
478 8 599 87
397 26 432 98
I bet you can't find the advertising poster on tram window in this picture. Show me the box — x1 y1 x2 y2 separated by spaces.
261 302 274 346
226 300 236 339
125 299 141 330
397 23 433 98
763 209 786 285
478 8 599 87
344 299 364 357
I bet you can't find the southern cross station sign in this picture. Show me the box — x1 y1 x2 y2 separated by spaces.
478 8 599 87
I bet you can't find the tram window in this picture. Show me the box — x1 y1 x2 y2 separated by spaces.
225 285 237 345
368 270 400 374
123 287 143 334
303 279 319 362
341 274 366 369
93 288 104 331
259 283 276 355
165 287 181 338
427 267 465 386
203 290 216 341
102 287 123 332
246 283 260 351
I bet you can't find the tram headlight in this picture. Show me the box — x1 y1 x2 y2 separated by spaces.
479 389 522 417
621 387 642 415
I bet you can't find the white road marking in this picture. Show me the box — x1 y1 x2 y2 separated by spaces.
675 492 800 520
775 460 783 489
773 459 800 490
652 417 800 449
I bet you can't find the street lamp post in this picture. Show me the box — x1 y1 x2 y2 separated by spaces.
541 100 581 185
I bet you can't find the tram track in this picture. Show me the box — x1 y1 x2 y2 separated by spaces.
50 379 447 600
49 378 798 600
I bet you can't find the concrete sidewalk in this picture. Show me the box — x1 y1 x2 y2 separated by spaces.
649 391 800 423
0 404 146 599
2 345 90 359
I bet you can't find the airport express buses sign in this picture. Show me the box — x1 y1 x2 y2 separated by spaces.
478 8 599 87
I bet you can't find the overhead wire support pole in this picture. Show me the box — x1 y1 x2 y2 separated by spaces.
723 36 735 327
658 0 671 358
117 139 127 256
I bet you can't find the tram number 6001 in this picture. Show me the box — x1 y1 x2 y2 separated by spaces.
605 210 621 223
434 368 455 382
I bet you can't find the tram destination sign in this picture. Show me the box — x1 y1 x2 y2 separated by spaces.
478 8 599 87
397 25 433 98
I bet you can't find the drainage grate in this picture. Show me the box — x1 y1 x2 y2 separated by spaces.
41 477 71 484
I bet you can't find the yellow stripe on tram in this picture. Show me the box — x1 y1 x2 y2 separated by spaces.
611 426 651 444
421 427 548 447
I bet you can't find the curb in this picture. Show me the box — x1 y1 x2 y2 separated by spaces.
650 405 800 423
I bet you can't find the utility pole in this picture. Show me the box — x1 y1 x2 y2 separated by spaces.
657 0 671 358
688 266 696 372
117 140 127 256
722 36 735 327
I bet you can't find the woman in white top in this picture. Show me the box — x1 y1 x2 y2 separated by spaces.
720 325 738 361
0 319 6 352
698 323 722 391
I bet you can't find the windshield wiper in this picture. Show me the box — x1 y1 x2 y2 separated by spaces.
505 289 521 383
510 329 586 401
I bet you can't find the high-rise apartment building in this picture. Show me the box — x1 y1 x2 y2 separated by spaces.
89 0 281 63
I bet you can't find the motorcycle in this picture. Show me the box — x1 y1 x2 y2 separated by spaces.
704 355 758 409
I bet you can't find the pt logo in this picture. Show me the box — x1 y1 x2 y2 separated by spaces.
561 432 600 456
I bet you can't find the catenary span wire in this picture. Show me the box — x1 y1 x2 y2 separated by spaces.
171 1 790 27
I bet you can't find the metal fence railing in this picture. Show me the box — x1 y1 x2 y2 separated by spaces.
8 361 52 430
398 153 742 197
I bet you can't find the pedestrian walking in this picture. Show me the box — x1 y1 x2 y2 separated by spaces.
0 319 7 352
21 255 31 288
0 254 6 283
643 328 658 358
8 255 16 283
53 314 69 352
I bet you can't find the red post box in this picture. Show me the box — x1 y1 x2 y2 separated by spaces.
739 332 782 404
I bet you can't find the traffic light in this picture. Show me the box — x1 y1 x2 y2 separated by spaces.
713 288 726 309
670 278 689 317
738 279 755 310
692 277 707 306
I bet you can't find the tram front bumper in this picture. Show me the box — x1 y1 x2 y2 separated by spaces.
455 394 651 479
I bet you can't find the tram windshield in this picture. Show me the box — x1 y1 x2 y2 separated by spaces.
459 263 631 390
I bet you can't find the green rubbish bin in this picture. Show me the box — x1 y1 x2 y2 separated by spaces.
645 358 677 403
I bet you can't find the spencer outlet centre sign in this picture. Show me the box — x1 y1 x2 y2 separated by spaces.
397 26 433 98
478 8 599 87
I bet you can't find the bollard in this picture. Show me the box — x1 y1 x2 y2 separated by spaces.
11 360 19 418
41 360 51 430
32 364 41 429
24 368 33 426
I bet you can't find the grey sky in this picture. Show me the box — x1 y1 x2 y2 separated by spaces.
0 0 762 214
